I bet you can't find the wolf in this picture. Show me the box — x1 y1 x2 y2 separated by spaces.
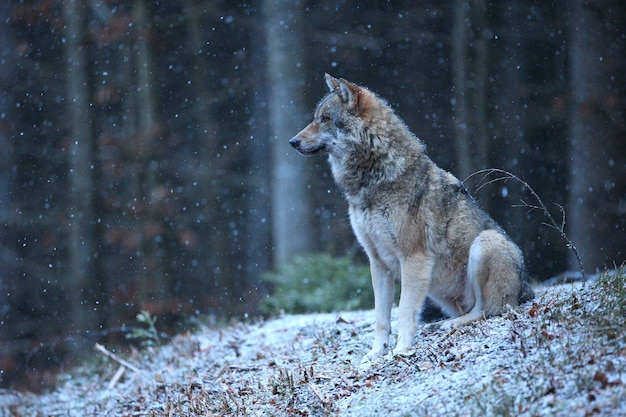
289 74 534 363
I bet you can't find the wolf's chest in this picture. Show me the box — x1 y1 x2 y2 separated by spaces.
349 205 401 258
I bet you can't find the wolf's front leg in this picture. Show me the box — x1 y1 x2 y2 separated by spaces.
362 259 395 363
393 254 432 356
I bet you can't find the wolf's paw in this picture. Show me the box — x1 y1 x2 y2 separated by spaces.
359 349 386 371
423 319 460 333
422 321 442 334
361 348 384 364
425 314 483 333
390 346 415 359
436 320 456 332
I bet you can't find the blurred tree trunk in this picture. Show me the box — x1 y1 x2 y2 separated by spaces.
63 0 99 331
245 3 272 299
0 1 15 328
567 0 626 273
452 0 489 181
264 0 317 266
183 0 235 301
451 0 470 178
490 1 526 244
133 0 168 303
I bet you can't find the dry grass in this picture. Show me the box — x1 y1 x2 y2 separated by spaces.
2 269 625 416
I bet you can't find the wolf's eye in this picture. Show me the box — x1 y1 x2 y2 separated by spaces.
320 114 331 123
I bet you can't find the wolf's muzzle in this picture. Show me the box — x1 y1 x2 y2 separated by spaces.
289 137 301 149
289 136 326 156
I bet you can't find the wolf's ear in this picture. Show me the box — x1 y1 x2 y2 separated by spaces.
337 78 361 110
325 73 340 92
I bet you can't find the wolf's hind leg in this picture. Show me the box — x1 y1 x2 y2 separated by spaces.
435 230 522 331
436 236 486 331
478 231 522 316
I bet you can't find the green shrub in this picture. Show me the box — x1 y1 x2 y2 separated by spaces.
261 253 373 315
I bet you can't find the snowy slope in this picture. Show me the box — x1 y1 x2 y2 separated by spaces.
3 275 625 416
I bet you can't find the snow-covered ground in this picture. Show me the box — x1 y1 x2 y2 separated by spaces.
2 275 625 416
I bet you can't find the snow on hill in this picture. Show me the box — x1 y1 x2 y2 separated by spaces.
3 271 625 416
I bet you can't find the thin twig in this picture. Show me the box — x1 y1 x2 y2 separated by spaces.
465 168 585 279
107 366 126 389
94 343 143 374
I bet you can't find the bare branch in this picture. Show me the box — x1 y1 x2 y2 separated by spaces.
94 343 143 374
465 168 585 279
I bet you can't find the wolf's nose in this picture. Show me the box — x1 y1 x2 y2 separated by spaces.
289 137 300 149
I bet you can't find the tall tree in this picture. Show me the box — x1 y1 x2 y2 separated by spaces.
0 0 15 331
245 3 272 296
63 0 99 331
181 0 237 300
132 0 167 303
489 1 527 242
567 0 626 273
264 0 317 266
451 0 489 180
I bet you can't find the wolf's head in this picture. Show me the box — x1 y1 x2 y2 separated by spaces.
289 74 377 157
290 75 423 196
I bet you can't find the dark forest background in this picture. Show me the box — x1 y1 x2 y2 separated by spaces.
1 0 625 389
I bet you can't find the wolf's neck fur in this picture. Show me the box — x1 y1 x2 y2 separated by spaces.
328 109 427 204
